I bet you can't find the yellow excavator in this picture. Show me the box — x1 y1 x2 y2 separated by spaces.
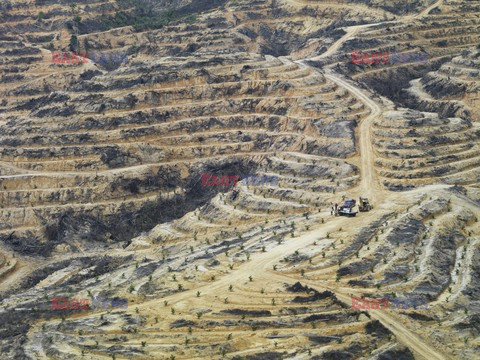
359 197 373 212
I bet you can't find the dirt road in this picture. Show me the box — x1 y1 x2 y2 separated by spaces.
138 189 452 359
308 21 392 61
411 0 444 20
323 69 383 202
306 280 449 360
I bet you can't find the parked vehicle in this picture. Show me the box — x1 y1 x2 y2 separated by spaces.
338 199 357 217
359 197 373 212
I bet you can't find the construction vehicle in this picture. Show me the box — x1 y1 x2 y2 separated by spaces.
359 197 373 212
338 199 357 217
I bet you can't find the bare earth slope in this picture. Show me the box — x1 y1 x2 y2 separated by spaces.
0 0 479 359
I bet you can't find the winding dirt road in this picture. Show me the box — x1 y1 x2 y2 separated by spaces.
135 191 451 359
17 1 458 359
323 69 382 202
276 3 456 356
411 0 444 20
308 21 392 61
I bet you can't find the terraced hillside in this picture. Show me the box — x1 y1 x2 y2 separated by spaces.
0 0 479 359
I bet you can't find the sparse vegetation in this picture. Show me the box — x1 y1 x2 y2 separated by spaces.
0 1 478 358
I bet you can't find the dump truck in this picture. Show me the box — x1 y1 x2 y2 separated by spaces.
338 199 357 217
359 197 373 212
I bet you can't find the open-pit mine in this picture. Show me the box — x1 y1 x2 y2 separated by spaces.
0 0 479 359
